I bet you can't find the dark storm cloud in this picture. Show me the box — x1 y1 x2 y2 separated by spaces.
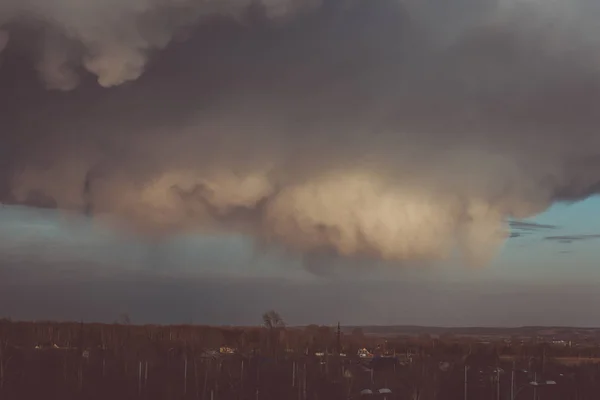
509 221 557 231
545 234 600 244
1 0 600 270
508 220 558 239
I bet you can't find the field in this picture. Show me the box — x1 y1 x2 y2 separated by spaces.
2 320 600 399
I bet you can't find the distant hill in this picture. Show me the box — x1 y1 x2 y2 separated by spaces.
339 325 600 339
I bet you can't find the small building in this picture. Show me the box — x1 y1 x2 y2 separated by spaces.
358 348 373 358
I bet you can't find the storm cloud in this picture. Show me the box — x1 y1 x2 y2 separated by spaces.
1 0 600 269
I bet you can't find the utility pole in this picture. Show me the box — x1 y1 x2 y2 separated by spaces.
511 360 515 400
336 322 341 356
497 367 500 400
464 365 468 400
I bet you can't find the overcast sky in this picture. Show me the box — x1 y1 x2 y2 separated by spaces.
2 0 600 327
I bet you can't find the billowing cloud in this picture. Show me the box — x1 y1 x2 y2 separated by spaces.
1 0 600 269
0 0 324 90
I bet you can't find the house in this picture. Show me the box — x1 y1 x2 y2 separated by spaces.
358 348 373 358
220 346 236 355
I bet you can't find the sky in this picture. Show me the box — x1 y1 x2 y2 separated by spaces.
495 196 600 282
2 0 600 327
1 197 600 327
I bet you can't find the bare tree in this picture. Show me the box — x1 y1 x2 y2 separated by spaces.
262 311 285 330
262 311 285 356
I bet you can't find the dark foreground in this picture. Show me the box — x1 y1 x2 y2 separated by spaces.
1 320 600 399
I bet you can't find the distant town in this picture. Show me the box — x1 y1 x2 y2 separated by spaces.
2 313 600 399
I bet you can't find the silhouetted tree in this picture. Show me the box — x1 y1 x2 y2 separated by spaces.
262 310 285 356
262 311 285 330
